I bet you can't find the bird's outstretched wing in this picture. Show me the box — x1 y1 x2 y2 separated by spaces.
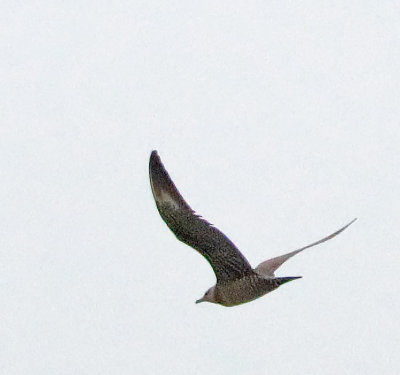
149 151 253 283
255 218 357 277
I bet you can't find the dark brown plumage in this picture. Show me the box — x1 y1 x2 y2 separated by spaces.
149 150 356 306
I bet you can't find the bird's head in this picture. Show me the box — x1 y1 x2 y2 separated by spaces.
195 286 217 304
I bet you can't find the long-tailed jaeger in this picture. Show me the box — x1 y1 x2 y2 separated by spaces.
149 150 356 307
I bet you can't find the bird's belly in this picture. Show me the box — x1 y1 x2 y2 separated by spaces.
217 276 277 307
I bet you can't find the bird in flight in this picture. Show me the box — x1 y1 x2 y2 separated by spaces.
149 151 356 307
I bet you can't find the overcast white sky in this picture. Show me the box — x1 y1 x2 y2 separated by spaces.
1 1 399 374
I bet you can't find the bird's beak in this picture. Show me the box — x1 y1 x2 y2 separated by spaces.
195 298 205 304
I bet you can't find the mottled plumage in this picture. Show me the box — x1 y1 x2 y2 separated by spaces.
149 150 356 307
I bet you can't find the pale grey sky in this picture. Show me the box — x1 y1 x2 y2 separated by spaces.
1 1 399 374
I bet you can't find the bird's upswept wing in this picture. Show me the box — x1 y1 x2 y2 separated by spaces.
149 151 253 283
255 218 357 277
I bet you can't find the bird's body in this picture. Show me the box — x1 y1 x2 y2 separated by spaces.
210 274 300 307
149 150 355 307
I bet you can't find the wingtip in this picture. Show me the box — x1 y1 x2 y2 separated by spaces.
149 150 161 168
344 217 358 229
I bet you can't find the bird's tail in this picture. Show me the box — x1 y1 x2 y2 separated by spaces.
275 276 302 286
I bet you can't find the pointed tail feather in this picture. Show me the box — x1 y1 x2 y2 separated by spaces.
275 276 302 286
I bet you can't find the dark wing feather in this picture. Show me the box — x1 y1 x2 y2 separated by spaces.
149 150 253 283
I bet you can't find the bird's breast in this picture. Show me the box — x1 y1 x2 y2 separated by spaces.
216 274 279 307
